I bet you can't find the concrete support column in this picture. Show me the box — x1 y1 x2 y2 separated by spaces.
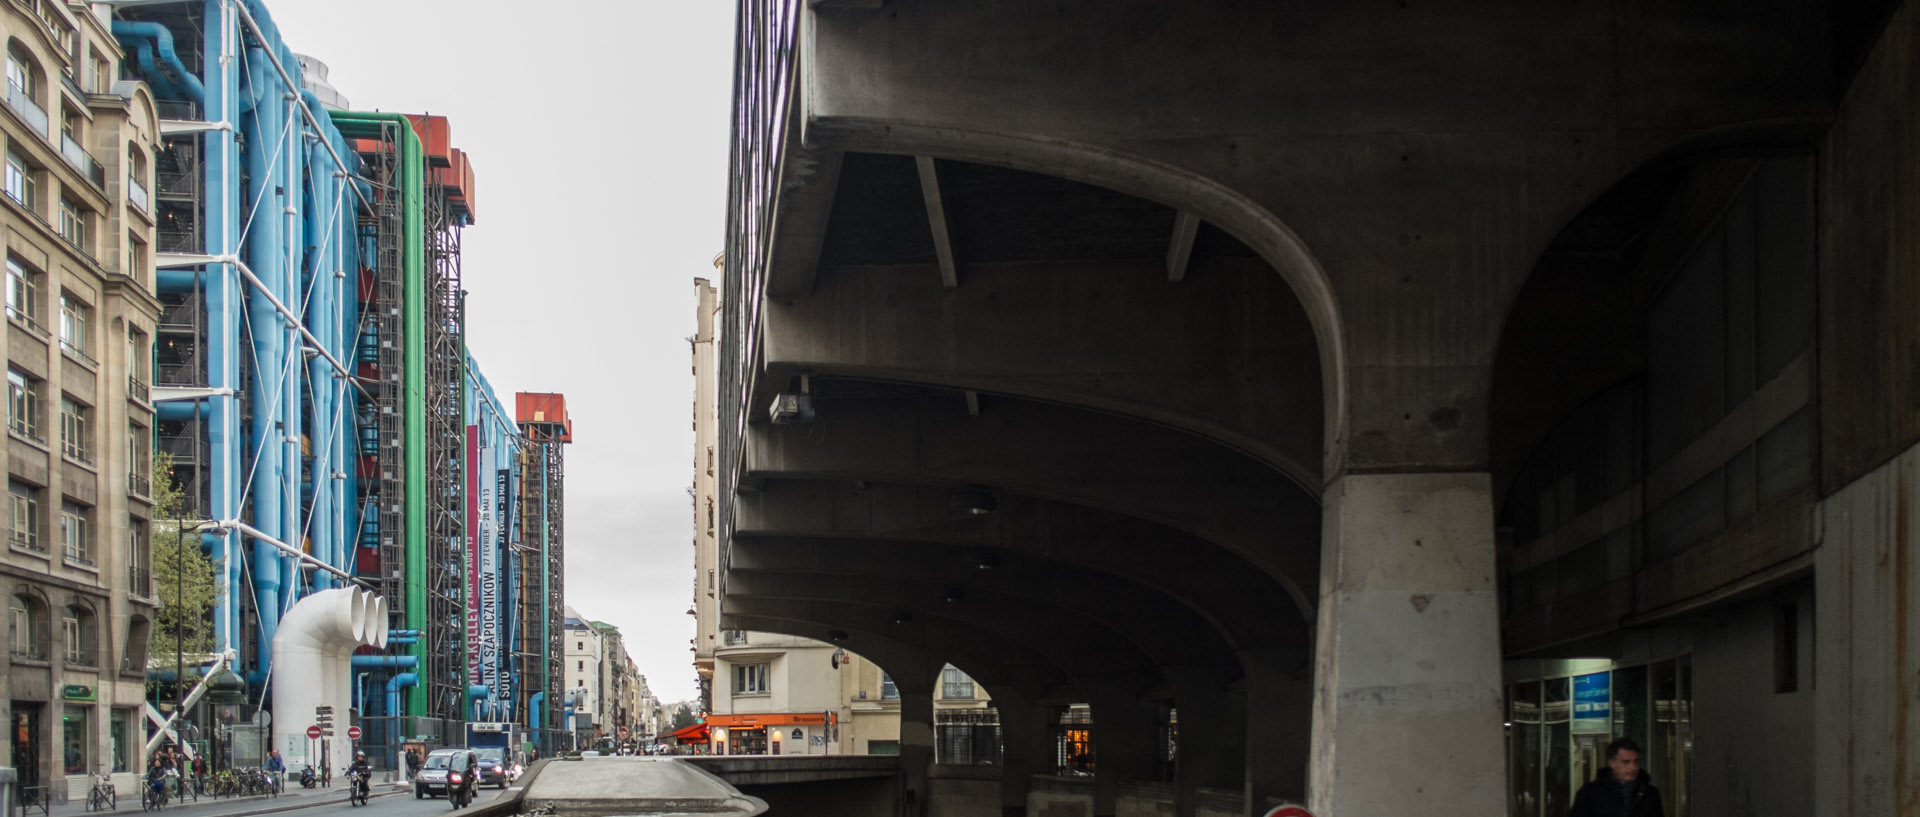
994 693 1055 817
1308 472 1505 816
898 686 934 817
1164 666 1245 817
1241 650 1311 811
1087 683 1160 817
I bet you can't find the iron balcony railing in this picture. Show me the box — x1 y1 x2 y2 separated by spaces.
10 526 43 553
129 468 151 498
129 565 151 598
59 133 107 190
8 413 44 446
129 374 150 404
5 81 48 136
7 305 49 338
65 643 98 668
127 174 150 213
10 632 48 661
156 226 200 254
60 337 98 368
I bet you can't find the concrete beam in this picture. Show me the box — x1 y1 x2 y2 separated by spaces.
741 389 1320 617
914 156 959 287
762 256 1322 489
735 480 1307 651
1167 210 1200 282
720 612 1069 698
766 147 845 302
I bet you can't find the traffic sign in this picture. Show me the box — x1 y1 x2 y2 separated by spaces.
307 725 322 739
1263 807 1314 817
347 726 362 741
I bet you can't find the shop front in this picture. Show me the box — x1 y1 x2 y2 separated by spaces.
1506 657 1693 817
705 712 836 756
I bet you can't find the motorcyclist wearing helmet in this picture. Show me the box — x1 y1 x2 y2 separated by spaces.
348 751 372 798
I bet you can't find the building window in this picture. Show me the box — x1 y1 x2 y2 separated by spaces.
128 517 149 596
881 673 900 700
9 480 41 552
60 291 92 361
60 500 90 564
57 195 86 250
577 660 583 671
576 641 583 651
8 369 41 441
60 395 91 464
9 593 43 659
4 150 38 213
942 665 976 700
109 709 131 773
722 629 746 646
63 705 88 775
7 255 42 327
732 662 769 695
62 604 94 666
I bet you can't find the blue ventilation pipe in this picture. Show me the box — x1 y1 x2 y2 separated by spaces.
351 655 418 669
243 48 286 674
386 672 419 750
110 21 205 105
205 0 243 658
529 692 544 730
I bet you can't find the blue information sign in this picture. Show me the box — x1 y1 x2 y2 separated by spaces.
1572 672 1611 733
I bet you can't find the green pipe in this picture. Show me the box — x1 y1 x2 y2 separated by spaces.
332 113 426 716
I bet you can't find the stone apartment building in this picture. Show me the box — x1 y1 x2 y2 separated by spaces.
2 0 161 803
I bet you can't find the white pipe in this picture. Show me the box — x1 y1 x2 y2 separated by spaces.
273 588 379 777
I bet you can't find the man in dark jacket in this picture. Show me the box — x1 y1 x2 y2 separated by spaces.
1570 738 1665 817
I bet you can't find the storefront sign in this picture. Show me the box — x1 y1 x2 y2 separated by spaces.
61 684 96 701
704 712 835 728
1572 672 1611 733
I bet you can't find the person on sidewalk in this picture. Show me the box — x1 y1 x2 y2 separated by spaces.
264 750 286 792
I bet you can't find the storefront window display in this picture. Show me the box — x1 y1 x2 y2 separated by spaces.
62 706 88 776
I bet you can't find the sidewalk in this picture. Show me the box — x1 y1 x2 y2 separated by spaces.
33 780 402 817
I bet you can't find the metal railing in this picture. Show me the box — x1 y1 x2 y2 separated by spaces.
59 133 106 190
8 414 44 446
157 361 204 388
156 226 200 254
65 643 98 668
155 99 197 120
129 565 152 598
9 632 48 660
129 469 151 498
127 174 150 213
59 337 98 368
6 81 48 135
16 783 50 817
155 167 198 199
10 527 43 553
129 374 150 404
6 305 49 338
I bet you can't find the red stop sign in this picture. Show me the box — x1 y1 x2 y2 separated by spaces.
347 726 362 741
306 725 322 739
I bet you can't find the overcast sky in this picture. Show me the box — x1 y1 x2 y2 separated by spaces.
268 0 736 704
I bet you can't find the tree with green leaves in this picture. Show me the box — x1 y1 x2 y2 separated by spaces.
670 703 697 730
149 451 221 671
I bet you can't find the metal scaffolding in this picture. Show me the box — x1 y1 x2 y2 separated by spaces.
423 154 466 725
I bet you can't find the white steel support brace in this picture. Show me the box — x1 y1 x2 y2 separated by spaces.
142 649 240 758
154 253 369 397
227 0 373 212
219 519 359 582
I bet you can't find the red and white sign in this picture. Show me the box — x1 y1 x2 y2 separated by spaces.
306 725 322 740
347 726 363 741
1263 807 1314 817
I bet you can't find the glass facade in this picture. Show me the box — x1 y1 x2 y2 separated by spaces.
1508 659 1693 817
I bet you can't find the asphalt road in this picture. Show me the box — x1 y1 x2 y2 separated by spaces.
52 780 511 817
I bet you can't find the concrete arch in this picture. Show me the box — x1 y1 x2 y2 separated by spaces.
797 119 1347 486
721 609 1074 700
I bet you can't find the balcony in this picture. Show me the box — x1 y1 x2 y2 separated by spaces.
7 305 49 339
129 565 151 598
5 81 48 136
8 415 44 446
127 174 150 213
128 374 150 405
9 633 47 661
129 469 150 499
156 225 200 254
155 99 197 121
64 644 98 669
59 133 106 190
60 337 98 368
10 527 44 553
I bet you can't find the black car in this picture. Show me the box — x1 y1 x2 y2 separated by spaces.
470 748 509 789
413 750 462 798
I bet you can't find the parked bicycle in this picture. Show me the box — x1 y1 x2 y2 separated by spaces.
85 775 115 812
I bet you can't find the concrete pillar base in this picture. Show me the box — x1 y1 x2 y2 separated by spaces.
1309 472 1505 816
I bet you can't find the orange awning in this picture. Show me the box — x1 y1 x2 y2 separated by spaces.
663 723 709 743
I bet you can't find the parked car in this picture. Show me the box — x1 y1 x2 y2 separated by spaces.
414 749 464 799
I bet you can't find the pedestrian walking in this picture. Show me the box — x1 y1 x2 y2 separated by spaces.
1570 738 1665 817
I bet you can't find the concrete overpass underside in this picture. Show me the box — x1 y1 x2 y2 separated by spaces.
717 2 1920 815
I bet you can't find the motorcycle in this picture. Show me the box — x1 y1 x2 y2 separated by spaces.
347 770 369 808
447 772 470 810
299 765 317 789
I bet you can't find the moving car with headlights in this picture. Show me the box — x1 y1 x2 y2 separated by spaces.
469 748 510 789
414 749 464 799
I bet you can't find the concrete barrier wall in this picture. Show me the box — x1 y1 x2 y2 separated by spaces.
1115 780 1175 817
927 773 999 817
